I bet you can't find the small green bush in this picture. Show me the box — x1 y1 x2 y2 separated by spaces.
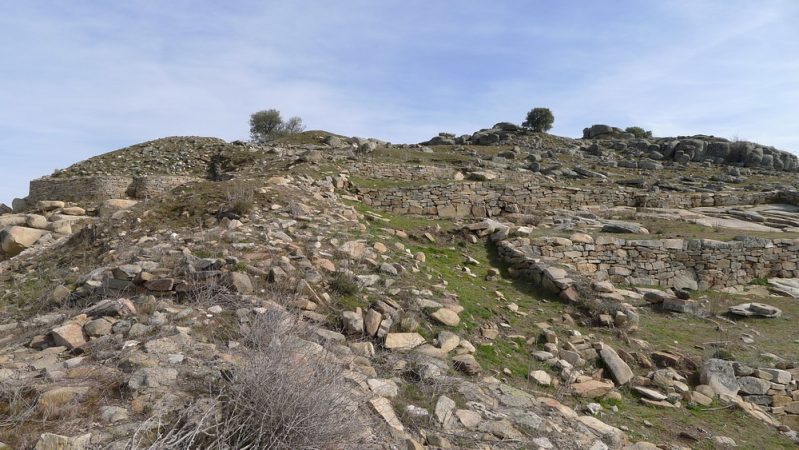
625 126 652 138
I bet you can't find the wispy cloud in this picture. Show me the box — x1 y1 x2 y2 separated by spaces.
1 1 798 204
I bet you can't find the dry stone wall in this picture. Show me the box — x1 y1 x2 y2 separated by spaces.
29 176 133 202
348 163 457 181
127 176 199 199
510 235 799 290
356 182 781 218
29 175 198 203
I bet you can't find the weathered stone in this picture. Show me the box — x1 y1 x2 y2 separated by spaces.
437 331 460 352
370 397 404 431
600 345 633 386
452 354 481 375
127 367 178 390
738 376 771 395
384 332 425 350
455 409 482 429
144 278 174 291
83 318 113 337
98 199 138 217
339 240 367 259
226 272 253 294
434 395 456 427
100 405 129 423
529 370 552 386
633 386 667 401
363 309 382 337
39 386 90 410
367 378 399 398
757 368 792 384
342 310 364 334
51 322 86 349
430 308 460 326
700 359 739 397
25 214 48 229
729 302 781 318
572 379 614 398
34 433 91 450
0 226 49 255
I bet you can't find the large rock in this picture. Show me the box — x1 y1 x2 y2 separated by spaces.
39 386 90 410
0 226 49 255
0 203 11 214
430 308 460 326
12 197 29 212
25 214 49 229
452 354 481 375
342 310 364 334
338 240 367 259
700 359 739 397
738 376 771 395
370 397 404 432
98 199 138 217
37 200 65 211
384 332 425 350
0 214 26 227
127 367 178 390
226 271 253 294
51 322 87 349
599 345 634 385
572 379 615 398
34 433 91 450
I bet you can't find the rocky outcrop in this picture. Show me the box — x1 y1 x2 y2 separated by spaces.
582 125 799 172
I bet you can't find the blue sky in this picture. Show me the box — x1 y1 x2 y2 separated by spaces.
1 1 798 204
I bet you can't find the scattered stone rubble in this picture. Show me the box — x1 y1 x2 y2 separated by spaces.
2 126 799 448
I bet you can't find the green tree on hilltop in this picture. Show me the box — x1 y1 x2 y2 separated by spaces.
249 109 305 143
522 107 554 132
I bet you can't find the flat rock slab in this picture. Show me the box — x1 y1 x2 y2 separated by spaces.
768 278 799 298
384 332 425 350
572 379 614 398
633 386 667 401
601 221 649 234
729 302 782 318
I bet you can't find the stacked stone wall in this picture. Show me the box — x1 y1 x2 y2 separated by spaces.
127 176 198 199
28 175 199 203
504 235 799 290
29 176 133 202
356 182 781 217
348 163 457 181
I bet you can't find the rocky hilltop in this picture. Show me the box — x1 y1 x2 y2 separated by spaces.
1 126 799 449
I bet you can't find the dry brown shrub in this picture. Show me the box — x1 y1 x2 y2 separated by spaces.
133 308 364 450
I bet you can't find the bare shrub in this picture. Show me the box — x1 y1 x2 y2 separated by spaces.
183 278 239 307
136 308 363 449
225 181 256 216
